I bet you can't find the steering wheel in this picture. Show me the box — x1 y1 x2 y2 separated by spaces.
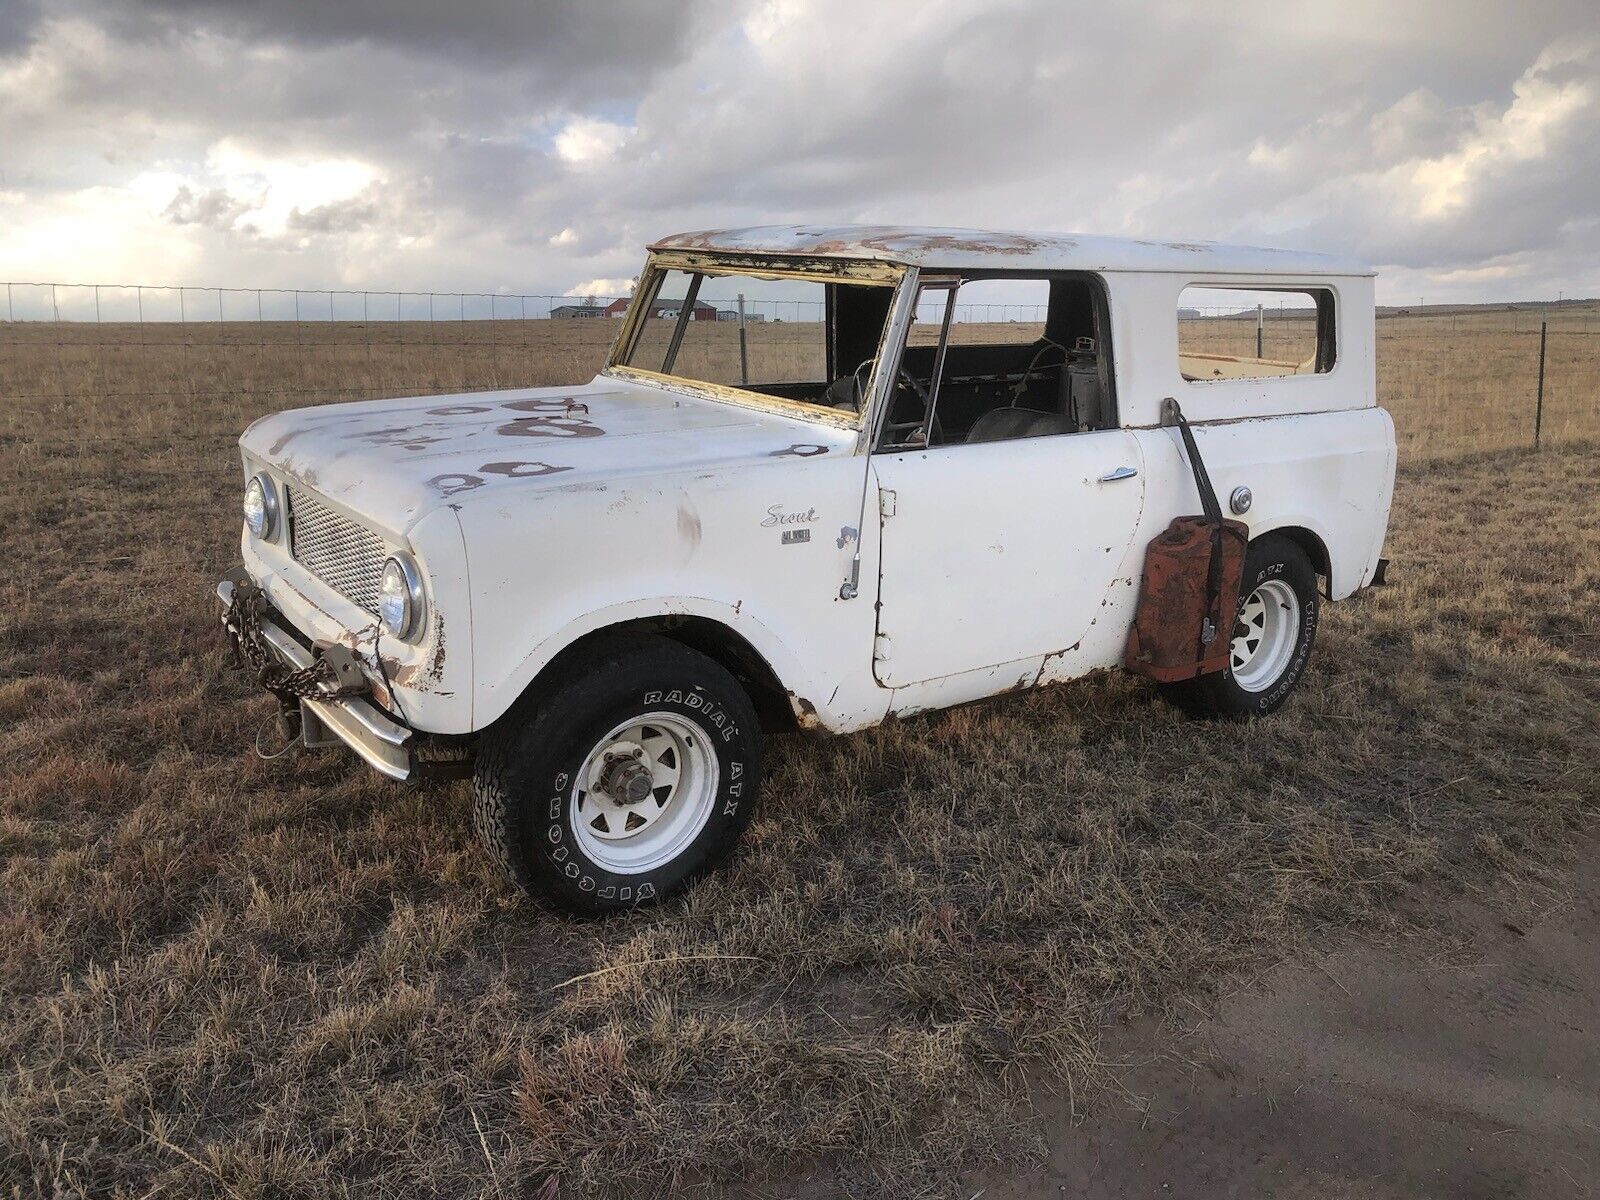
829 358 942 445
826 357 874 413
882 364 944 447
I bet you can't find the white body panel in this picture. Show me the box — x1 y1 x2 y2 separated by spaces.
232 225 1395 747
870 429 1147 687
1108 272 1378 428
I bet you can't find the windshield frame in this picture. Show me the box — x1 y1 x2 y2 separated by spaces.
602 250 908 430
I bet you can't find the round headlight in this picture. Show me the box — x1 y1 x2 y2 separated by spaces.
379 553 426 640
243 473 278 539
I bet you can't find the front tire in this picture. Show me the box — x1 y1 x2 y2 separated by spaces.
472 634 762 915
1161 534 1320 719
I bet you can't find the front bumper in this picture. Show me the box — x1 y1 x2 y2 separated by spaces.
218 576 414 781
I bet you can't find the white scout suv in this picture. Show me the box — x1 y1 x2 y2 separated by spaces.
221 225 1395 914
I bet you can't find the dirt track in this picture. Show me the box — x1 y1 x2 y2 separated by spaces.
971 843 1600 1199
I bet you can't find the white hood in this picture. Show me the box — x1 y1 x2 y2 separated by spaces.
240 375 855 534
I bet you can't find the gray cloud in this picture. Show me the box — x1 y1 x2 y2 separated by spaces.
286 194 380 234
0 0 1596 303
47 0 707 83
163 184 252 228
0 0 39 53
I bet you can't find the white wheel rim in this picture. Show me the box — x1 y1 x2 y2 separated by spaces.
571 712 718 875
1230 579 1300 692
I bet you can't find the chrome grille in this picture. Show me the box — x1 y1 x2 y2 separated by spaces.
287 488 389 613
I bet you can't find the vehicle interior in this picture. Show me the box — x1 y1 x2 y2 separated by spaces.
1176 286 1336 382
828 273 1117 449
617 266 1115 447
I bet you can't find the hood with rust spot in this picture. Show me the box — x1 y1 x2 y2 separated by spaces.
240 375 855 536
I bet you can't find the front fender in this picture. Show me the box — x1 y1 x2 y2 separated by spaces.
473 595 826 732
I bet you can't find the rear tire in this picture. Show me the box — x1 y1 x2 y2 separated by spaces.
472 634 762 915
1161 534 1320 719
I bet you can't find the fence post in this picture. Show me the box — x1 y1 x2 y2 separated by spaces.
1533 317 1548 449
1255 304 1263 358
737 293 749 385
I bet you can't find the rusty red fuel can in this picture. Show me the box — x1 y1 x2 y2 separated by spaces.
1125 399 1249 683
1125 514 1248 681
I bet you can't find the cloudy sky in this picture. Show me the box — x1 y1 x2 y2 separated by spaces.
1 0 1595 304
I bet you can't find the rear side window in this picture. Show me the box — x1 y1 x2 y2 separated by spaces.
1178 286 1336 381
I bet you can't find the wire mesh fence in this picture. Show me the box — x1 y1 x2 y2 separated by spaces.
1 281 1597 463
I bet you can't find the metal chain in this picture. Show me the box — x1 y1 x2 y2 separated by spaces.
223 582 367 706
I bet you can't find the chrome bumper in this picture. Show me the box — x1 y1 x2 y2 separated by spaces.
217 579 413 781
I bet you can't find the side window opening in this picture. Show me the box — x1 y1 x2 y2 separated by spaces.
1178 286 1336 381
878 273 1115 450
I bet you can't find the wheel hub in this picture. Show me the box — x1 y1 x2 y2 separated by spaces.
600 751 654 806
572 717 717 864
1230 579 1300 692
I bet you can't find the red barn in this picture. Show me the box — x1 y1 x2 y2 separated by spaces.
603 296 718 320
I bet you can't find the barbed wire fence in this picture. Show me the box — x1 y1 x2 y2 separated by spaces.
1 281 1597 461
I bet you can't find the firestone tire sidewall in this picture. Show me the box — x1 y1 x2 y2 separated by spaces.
1220 543 1320 716
482 649 761 916
528 689 756 909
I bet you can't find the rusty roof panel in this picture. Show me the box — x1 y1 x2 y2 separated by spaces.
648 224 1373 277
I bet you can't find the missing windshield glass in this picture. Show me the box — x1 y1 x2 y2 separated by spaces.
616 266 898 417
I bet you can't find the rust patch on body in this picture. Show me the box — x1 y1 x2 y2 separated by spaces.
652 228 744 251
480 461 573 478
642 249 902 288
788 693 824 731
501 397 588 415
351 426 449 452
998 672 1034 694
387 614 447 693
497 414 603 439
429 473 484 497
857 231 1050 256
428 617 447 681
769 443 829 458
652 227 1052 260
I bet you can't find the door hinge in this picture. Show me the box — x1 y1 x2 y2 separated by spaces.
873 633 892 663
879 488 897 518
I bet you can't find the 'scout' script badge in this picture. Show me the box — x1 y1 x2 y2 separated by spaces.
761 504 818 528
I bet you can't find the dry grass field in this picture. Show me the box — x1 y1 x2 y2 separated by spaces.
2 302 1597 458
1 315 1599 1197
